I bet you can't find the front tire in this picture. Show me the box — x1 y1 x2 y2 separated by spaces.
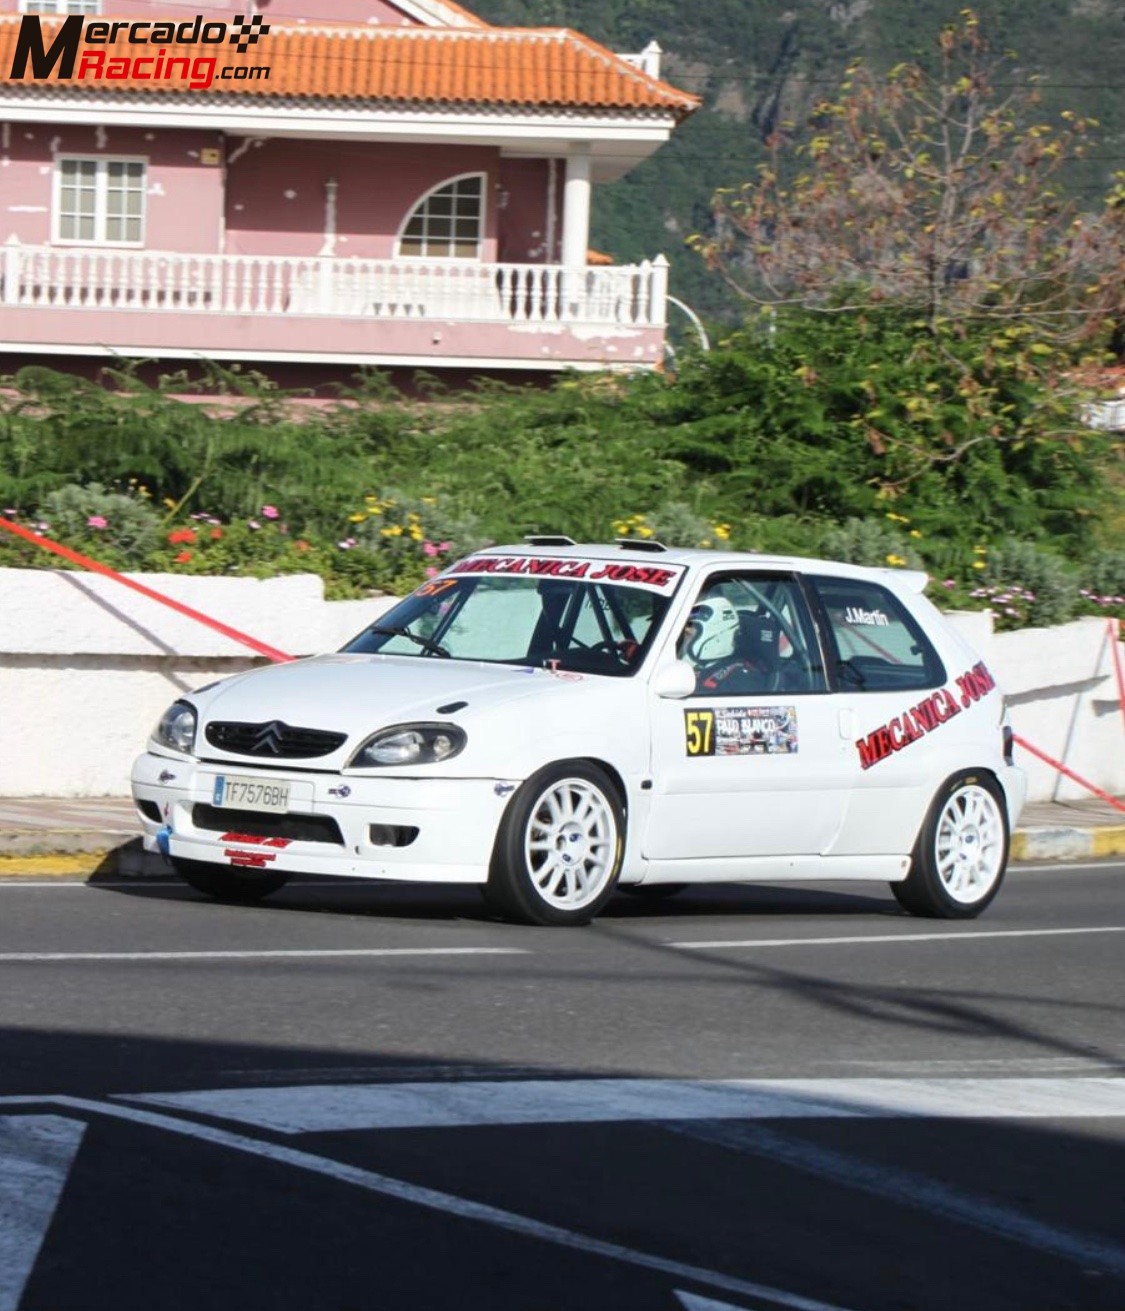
172 857 291 904
893 772 1009 919
485 762 624 926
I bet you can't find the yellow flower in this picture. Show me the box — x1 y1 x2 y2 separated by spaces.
700 538 713 548
713 523 731 541
409 525 424 541
972 560 987 570
421 497 437 506
348 512 367 523
973 545 987 555
886 553 906 566
909 529 922 538
163 498 177 509
637 525 654 538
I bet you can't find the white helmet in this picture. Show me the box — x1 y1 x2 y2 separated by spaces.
684 597 739 662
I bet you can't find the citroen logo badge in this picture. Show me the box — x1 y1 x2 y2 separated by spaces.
252 720 286 755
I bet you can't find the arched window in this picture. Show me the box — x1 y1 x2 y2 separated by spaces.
397 174 484 259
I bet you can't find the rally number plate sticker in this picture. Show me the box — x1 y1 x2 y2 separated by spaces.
685 706 799 757
212 775 292 813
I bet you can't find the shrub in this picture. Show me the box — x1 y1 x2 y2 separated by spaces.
978 540 1082 629
817 517 924 571
38 482 163 568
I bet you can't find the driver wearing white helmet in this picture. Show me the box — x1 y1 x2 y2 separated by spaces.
679 594 779 694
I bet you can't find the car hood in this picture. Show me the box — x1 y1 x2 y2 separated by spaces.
195 654 551 736
188 650 574 765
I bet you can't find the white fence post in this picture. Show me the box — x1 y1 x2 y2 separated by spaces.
2 236 21 306
650 253 669 328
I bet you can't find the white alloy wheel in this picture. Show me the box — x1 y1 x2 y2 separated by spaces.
524 776 620 912
933 783 1006 904
894 771 1010 919
486 761 626 926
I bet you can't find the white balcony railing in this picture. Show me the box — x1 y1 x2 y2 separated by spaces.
1 239 668 329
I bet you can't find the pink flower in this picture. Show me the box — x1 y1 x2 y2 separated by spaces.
86 515 108 529
262 505 279 520
423 541 440 558
425 566 439 578
942 578 957 589
337 538 357 550
438 541 452 553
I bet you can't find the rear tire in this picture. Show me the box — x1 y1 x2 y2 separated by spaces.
172 857 290 904
893 771 1009 919
484 762 624 926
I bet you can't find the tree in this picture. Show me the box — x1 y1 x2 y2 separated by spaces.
692 9 1125 342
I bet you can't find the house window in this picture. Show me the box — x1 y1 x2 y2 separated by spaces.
398 174 484 259
19 1 103 14
55 157 146 245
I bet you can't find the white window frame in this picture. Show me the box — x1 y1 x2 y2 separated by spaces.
19 0 103 14
53 155 148 247
394 172 487 261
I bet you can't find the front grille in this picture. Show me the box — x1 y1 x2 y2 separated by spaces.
192 804 344 845
205 720 347 760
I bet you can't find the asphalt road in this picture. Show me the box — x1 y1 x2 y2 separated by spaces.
0 860 1122 1311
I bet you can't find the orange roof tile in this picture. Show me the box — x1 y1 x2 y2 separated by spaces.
0 18 699 118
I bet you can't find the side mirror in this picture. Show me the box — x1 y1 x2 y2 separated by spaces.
651 659 697 700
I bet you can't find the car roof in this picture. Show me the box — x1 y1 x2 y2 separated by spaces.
474 541 930 594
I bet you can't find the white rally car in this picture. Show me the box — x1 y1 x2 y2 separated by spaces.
132 539 1026 926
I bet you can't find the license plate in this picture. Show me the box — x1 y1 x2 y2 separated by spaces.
212 775 291 814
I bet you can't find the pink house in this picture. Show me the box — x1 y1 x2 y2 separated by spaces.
0 0 697 380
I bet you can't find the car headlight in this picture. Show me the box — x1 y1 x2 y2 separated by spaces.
349 723 466 768
153 701 197 755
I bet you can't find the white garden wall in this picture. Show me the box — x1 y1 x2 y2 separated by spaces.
0 568 393 797
0 566 1120 800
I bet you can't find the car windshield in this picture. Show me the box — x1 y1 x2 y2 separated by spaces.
342 570 677 677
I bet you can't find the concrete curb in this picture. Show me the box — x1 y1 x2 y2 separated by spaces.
0 827 1123 879
0 837 166 879
1010 825 1125 863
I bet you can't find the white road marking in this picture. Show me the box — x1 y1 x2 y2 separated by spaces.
668 925 1125 950
50 1095 856 1311
121 1076 1125 1135
0 947 526 963
666 1119 1125 1280
678 1293 758 1311
0 1116 85 1311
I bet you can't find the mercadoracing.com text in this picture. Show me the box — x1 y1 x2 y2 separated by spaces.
8 14 272 92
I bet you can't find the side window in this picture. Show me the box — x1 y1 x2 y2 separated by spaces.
677 574 827 696
810 575 945 692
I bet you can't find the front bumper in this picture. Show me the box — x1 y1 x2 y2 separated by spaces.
131 752 517 883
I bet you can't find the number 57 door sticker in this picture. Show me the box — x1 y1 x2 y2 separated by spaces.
685 707 798 757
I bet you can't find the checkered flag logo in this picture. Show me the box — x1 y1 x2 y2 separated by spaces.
230 14 270 54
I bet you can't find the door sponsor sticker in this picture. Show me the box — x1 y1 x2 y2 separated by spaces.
685 706 798 757
854 661 997 770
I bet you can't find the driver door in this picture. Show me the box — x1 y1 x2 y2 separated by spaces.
644 571 850 860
